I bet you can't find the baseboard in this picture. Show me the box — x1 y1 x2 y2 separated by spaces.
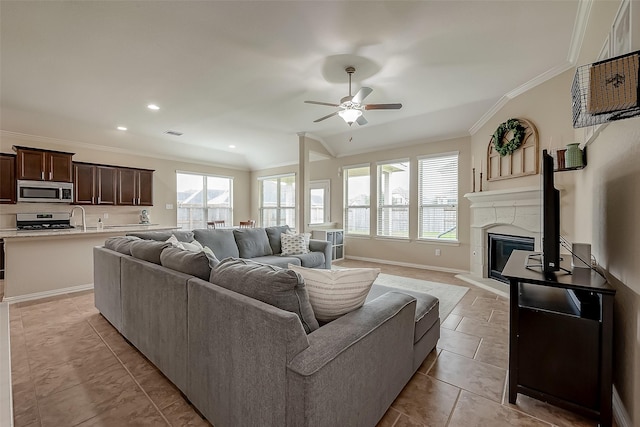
0 303 13 427
344 255 467 275
613 385 632 427
3 283 94 304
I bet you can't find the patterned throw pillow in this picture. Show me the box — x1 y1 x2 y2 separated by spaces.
281 232 310 256
288 264 380 322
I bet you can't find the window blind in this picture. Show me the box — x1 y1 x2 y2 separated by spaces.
418 153 458 240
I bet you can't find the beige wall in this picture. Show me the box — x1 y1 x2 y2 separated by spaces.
0 133 252 229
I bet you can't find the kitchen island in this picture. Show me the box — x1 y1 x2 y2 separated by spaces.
1 225 177 301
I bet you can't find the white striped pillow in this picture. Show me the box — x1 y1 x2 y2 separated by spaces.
288 264 380 322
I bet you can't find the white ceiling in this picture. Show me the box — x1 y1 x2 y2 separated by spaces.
0 1 583 171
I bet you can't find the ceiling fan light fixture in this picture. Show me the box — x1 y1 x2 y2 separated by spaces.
338 108 362 124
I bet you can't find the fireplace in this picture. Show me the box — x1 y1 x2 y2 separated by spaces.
488 233 535 283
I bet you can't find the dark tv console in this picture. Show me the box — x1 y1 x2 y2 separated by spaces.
502 250 615 427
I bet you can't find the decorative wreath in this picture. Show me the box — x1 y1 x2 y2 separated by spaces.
492 118 526 157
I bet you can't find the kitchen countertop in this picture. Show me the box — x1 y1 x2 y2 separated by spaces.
0 224 178 239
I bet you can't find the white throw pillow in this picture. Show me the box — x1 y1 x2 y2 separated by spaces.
281 232 310 256
288 264 380 322
166 234 203 252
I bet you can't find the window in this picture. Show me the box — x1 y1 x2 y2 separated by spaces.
344 165 370 235
418 152 458 241
309 180 330 224
377 161 409 238
177 172 233 230
259 174 295 227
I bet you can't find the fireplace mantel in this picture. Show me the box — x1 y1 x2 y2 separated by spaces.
465 186 543 282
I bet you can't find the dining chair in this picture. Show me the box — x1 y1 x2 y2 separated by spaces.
239 220 255 229
207 220 226 229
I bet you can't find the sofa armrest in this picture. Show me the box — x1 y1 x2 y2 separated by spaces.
308 238 332 269
286 292 416 427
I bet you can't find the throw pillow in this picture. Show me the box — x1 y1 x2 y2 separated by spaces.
160 246 219 280
281 232 310 256
165 235 204 252
233 228 273 258
209 258 319 333
265 225 290 254
288 264 380 322
127 230 194 242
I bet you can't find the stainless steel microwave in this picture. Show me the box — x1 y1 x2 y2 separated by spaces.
17 180 74 203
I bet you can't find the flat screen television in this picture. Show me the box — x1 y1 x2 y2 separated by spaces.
541 149 560 275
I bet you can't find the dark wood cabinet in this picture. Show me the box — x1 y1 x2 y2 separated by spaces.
0 154 16 204
117 168 153 206
73 163 96 204
503 250 615 427
14 146 73 182
97 166 117 205
73 162 151 206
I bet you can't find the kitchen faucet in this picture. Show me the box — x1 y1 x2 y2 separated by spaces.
70 205 86 232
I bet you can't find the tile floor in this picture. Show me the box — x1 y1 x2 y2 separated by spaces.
8 260 603 427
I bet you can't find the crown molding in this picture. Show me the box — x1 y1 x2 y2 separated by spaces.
469 0 592 136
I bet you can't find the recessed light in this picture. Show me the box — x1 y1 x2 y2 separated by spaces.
228 145 236 149
147 104 160 110
117 126 127 131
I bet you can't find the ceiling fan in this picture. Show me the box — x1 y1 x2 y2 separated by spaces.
305 66 402 126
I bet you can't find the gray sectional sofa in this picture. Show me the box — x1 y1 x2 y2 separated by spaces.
126 225 332 269
93 227 440 427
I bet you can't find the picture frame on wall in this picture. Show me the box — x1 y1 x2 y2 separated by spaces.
612 0 631 55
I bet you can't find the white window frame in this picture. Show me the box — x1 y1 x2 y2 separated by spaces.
377 159 410 239
176 171 233 230
258 173 296 227
309 179 331 225
417 152 459 242
343 164 371 236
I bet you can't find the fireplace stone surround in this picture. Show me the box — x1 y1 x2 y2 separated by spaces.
457 186 542 296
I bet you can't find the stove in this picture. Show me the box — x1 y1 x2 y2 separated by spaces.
16 212 75 231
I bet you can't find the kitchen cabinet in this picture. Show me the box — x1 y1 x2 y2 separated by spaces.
14 146 74 182
73 162 152 206
0 154 16 204
117 168 153 206
73 163 118 205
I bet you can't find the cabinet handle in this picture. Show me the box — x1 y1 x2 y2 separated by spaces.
49 171 52 180
41 171 44 180
97 196 101 204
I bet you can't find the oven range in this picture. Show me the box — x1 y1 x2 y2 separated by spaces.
16 212 75 231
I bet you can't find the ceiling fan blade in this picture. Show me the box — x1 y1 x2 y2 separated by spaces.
313 111 339 123
365 103 403 110
352 87 373 104
356 115 368 126
305 100 340 107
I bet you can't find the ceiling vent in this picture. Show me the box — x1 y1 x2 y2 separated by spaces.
165 130 183 136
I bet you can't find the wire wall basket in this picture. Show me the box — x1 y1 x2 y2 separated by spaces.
572 50 640 128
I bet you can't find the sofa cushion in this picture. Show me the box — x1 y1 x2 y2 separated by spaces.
104 235 140 255
233 228 273 258
250 255 301 269
210 258 319 333
160 246 219 280
265 225 290 254
291 252 325 268
127 230 194 242
288 265 380 322
130 240 172 265
193 229 240 259
366 284 439 343
281 233 309 256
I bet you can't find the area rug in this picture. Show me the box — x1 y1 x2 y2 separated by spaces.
372 273 468 320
